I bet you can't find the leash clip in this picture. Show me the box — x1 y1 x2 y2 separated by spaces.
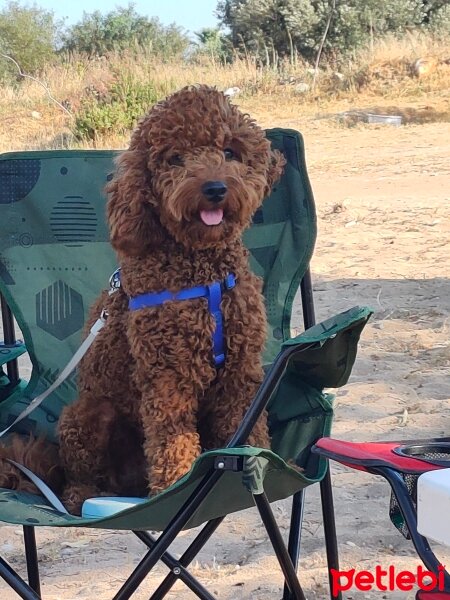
108 268 121 295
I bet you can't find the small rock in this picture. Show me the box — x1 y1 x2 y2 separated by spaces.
224 87 240 97
31 111 41 119
294 82 310 94
346 540 357 547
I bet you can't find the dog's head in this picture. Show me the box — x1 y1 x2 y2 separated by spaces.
107 85 285 256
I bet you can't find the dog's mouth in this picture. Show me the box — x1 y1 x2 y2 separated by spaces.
199 208 224 226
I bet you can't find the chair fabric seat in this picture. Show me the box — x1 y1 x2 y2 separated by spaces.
0 446 321 531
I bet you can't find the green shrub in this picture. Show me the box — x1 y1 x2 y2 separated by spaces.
73 75 160 141
62 5 190 59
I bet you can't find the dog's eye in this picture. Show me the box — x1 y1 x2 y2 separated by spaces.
224 148 238 161
168 154 184 166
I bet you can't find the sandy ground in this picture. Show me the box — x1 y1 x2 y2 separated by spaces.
0 118 449 599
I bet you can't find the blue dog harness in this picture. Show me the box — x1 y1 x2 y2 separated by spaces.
111 270 236 368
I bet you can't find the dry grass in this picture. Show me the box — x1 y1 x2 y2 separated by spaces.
0 32 448 152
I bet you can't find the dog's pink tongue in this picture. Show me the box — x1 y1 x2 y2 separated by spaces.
200 208 223 226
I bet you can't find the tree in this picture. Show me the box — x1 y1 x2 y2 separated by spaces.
309 0 425 59
0 1 59 80
421 0 449 24
217 0 319 63
422 0 450 33
61 4 190 58
194 27 233 62
217 0 432 63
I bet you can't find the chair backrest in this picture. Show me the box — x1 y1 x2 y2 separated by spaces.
0 128 316 439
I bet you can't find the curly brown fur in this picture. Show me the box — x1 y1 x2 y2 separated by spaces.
0 435 65 496
58 85 285 514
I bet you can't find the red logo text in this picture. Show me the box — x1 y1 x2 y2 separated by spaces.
330 565 446 596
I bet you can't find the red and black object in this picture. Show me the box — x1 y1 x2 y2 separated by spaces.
313 437 450 596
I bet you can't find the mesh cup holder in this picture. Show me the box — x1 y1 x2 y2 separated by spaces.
393 442 450 467
389 443 450 539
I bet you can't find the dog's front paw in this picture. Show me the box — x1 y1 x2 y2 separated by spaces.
148 464 191 497
145 432 201 496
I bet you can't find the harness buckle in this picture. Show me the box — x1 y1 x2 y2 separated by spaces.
223 274 236 290
214 353 225 367
108 268 121 295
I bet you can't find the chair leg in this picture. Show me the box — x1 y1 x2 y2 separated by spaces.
0 556 41 600
141 517 223 600
320 469 342 600
134 531 215 600
254 492 306 600
23 526 41 596
112 470 222 600
282 490 305 600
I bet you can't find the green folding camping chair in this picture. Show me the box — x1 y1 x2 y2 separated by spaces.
0 128 372 600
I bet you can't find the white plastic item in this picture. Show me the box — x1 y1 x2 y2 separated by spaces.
81 497 148 519
417 469 450 547
367 114 402 126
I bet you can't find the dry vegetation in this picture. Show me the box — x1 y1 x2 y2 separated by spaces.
0 32 449 151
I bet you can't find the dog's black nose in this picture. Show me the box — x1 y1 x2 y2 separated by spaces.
201 181 227 202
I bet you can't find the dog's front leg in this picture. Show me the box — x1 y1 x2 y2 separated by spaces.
133 371 202 495
128 305 215 495
200 359 270 450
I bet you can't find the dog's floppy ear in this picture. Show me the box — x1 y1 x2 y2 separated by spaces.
106 148 164 257
264 149 286 197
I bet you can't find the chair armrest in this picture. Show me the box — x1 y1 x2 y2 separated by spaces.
0 341 27 366
282 306 373 389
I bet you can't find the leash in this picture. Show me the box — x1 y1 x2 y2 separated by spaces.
0 311 107 514
0 312 107 440
5 459 69 514
0 314 107 514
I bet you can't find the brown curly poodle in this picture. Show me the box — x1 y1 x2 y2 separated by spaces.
1 85 285 514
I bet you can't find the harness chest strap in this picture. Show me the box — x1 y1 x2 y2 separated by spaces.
127 273 237 367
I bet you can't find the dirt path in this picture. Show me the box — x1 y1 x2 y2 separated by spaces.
1 120 449 599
